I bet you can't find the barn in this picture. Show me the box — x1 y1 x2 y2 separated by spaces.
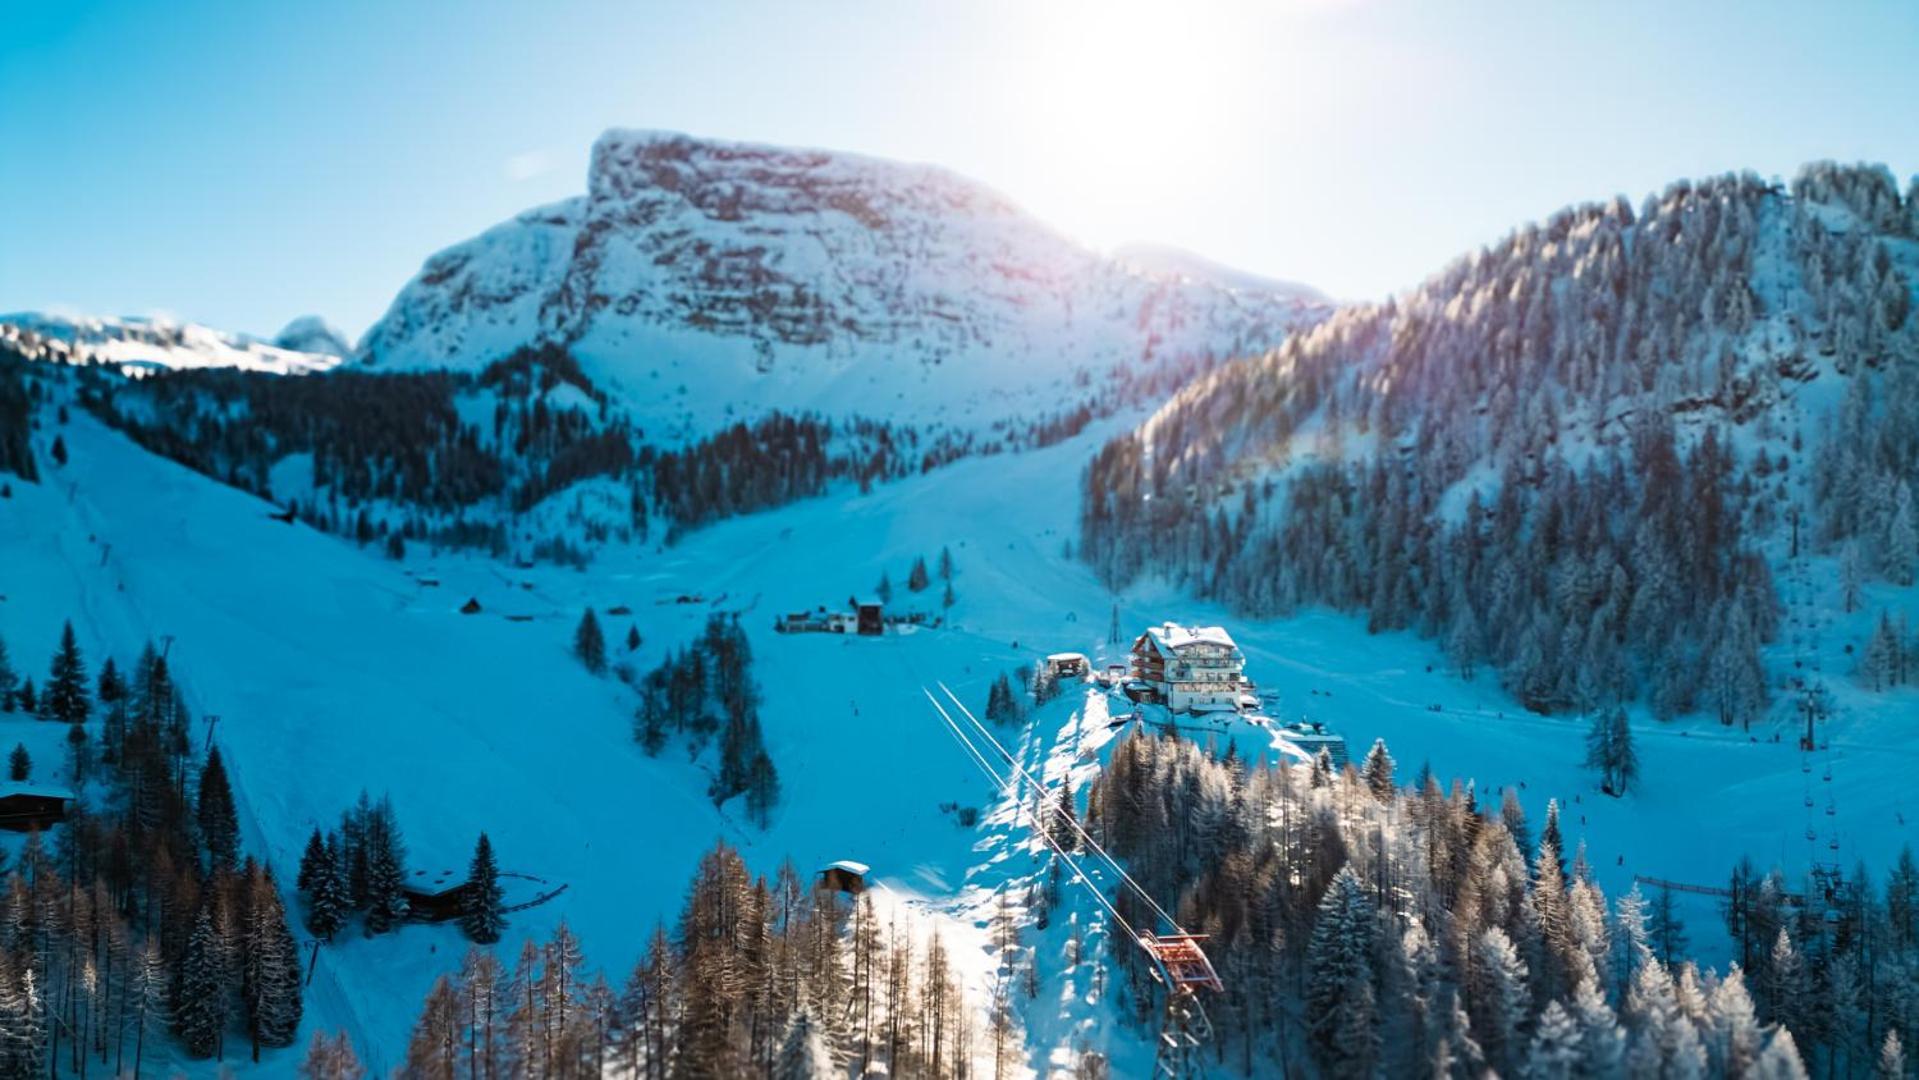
0 786 73 831
817 860 870 895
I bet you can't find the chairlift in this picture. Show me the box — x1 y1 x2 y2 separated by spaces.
1804 795 1814 808
1805 828 1818 841
1826 803 1836 817
1829 837 1841 852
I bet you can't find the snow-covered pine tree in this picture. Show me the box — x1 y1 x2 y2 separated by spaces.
363 798 411 934
307 841 350 941
463 832 505 945
1360 738 1395 801
243 865 305 1058
43 620 90 724
173 904 229 1058
1304 867 1380 1077
907 556 930 593
774 1008 836 1079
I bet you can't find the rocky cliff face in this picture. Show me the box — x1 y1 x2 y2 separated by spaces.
360 130 1327 435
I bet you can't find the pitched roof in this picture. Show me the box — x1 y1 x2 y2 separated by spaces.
1144 622 1238 653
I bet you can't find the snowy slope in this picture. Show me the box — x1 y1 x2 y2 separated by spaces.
7 381 1918 1072
360 130 1328 436
0 312 341 375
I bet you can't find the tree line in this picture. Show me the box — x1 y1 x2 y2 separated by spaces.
0 618 304 1072
1063 725 1919 1077
392 840 982 1079
1083 164 1919 724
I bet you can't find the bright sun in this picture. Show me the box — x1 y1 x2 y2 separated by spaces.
1006 0 1281 247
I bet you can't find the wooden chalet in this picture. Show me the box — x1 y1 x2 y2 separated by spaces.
402 867 472 922
0 786 73 832
855 602 884 636
817 860 870 895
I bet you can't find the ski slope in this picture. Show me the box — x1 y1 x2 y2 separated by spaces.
2 399 1916 1072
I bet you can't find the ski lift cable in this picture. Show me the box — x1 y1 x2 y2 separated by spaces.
921 689 1145 944
935 681 1183 933
937 680 1185 932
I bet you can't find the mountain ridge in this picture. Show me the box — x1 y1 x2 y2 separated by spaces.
357 128 1329 436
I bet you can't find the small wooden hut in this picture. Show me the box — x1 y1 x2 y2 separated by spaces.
817 860 870 895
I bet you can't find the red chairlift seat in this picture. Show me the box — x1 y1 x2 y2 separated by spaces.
1139 933 1225 993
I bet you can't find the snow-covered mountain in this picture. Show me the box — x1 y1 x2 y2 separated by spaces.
359 129 1328 435
0 311 341 375
273 314 354 359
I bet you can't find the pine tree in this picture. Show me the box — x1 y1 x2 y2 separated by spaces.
44 620 90 724
297 827 327 894
463 832 506 945
626 625 642 652
244 865 305 1057
907 556 930 593
5 744 26 782
174 904 229 1058
774 1008 836 1079
1305 867 1379 1077
1360 738 1396 800
307 834 349 940
198 745 241 870
938 546 954 582
875 572 892 604
575 608 607 676
363 798 411 934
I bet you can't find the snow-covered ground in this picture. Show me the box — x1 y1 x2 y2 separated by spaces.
0 313 341 375
2 397 1916 1072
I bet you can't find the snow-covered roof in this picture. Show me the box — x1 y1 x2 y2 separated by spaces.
1046 652 1088 662
0 784 75 801
824 860 870 876
1144 622 1238 653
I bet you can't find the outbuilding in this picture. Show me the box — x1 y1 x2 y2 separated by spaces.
401 867 473 922
817 860 870 895
0 786 73 831
855 602 884 636
1045 653 1090 679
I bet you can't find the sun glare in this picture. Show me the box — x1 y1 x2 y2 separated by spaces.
1006 0 1277 248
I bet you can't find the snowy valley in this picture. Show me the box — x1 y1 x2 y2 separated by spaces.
2 142 1918 1080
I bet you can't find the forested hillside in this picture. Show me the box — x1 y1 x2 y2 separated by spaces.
1083 164 1919 720
1082 728 1914 1078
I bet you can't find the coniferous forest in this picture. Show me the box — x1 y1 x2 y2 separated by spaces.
1082 165 1919 723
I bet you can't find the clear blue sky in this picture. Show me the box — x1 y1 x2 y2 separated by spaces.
3 0 1915 342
